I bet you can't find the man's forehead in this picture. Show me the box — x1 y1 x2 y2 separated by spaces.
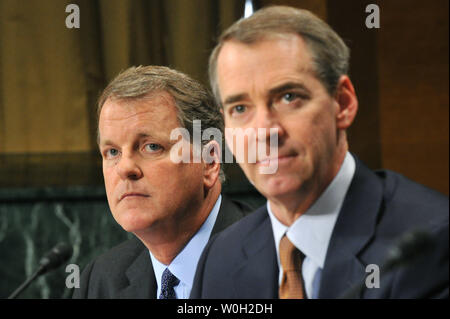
217 36 316 97
218 36 314 77
98 92 180 143
105 91 174 110
100 92 178 120
219 33 310 57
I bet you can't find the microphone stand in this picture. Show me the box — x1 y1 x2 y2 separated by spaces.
8 265 46 299
7 242 73 299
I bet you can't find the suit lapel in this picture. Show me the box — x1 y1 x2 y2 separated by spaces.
232 208 279 298
118 248 157 299
319 157 384 298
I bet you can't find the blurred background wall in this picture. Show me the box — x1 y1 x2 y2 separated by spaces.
0 0 448 298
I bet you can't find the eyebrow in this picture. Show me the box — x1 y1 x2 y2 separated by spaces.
223 93 248 108
267 82 311 97
98 133 154 148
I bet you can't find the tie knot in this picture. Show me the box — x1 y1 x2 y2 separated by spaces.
159 268 179 299
279 235 302 272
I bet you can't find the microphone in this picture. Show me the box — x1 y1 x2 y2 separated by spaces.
382 230 434 272
339 230 435 299
8 242 73 299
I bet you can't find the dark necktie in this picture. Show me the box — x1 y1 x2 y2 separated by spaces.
159 268 179 299
279 235 305 299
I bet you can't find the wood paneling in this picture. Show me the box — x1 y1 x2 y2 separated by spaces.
377 0 449 194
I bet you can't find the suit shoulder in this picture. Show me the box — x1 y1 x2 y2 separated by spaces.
378 169 448 201
375 170 449 232
376 169 448 228
84 237 146 276
204 205 268 256
221 205 268 236
76 237 148 298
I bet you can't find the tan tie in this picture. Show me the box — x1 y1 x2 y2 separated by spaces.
279 235 305 299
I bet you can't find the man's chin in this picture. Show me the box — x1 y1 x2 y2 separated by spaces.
256 176 302 199
113 213 154 233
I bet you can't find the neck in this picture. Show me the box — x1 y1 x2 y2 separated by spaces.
135 183 222 265
270 143 348 226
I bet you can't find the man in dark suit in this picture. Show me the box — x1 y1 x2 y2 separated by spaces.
190 6 449 299
73 66 250 299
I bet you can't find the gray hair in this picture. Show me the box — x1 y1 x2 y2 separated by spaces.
209 5 350 104
98 65 225 183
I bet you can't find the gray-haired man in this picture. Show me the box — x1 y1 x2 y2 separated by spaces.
191 6 448 299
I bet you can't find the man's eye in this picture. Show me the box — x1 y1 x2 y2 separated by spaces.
231 105 247 115
105 148 119 158
281 92 298 103
144 143 162 152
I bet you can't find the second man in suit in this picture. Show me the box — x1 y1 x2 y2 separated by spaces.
191 6 448 299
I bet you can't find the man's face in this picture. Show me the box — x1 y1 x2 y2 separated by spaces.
98 92 205 233
217 35 344 202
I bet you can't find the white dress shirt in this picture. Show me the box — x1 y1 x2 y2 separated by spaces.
149 195 222 299
267 152 355 298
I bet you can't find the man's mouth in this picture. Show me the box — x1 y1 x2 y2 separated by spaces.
257 154 297 166
118 192 150 202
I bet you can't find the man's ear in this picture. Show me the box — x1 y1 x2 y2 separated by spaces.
334 75 358 129
202 140 221 189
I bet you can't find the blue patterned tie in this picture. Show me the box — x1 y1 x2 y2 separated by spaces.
159 268 179 299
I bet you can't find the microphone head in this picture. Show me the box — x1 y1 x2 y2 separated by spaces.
385 230 435 270
39 242 73 273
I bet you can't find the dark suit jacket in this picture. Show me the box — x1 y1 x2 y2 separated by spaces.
72 195 251 299
190 158 449 298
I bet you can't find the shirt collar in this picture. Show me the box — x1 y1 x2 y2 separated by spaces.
268 152 355 269
150 194 222 295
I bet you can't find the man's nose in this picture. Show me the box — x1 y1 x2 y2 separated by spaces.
252 106 285 145
116 154 143 181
